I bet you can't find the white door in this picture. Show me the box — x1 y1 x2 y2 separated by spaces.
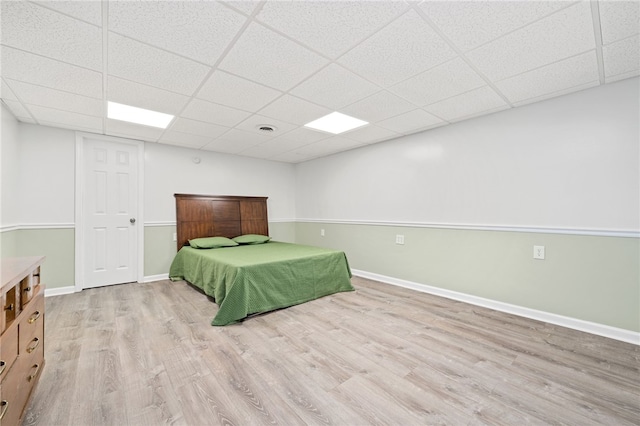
81 138 139 288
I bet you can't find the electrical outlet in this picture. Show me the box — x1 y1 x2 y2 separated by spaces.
533 245 545 260
320 229 325 237
395 235 405 245
173 233 177 242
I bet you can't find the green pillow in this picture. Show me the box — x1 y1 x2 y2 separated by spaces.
189 236 239 249
232 234 271 245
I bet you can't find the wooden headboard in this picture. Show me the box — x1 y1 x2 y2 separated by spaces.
175 194 269 250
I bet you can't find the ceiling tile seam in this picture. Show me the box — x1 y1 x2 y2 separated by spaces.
155 6 262 143
412 6 514 109
253 3 411 62
24 0 102 29
602 32 640 46
454 0 582 55
101 0 109 135
1 77 39 124
244 8 420 113
2 77 104 102
0 44 105 77
491 48 601 84
447 105 511 124
511 80 601 107
2 94 104 120
218 0 264 17
590 0 606 84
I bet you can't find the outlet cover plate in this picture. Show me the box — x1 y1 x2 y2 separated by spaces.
533 245 545 260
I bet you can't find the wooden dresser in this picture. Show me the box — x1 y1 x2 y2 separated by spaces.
1 256 45 426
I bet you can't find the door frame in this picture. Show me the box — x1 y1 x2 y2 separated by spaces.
75 132 145 292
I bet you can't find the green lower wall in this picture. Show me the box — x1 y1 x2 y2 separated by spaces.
0 229 19 258
5 223 637 333
295 222 640 332
1 228 75 290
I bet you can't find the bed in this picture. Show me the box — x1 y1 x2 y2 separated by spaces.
169 194 354 325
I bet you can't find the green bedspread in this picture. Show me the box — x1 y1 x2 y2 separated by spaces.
169 241 354 326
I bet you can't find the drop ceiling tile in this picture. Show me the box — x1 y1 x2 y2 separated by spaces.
267 127 330 146
389 57 486 106
420 1 569 52
1 1 102 70
6 79 103 117
605 70 640 84
424 86 507 122
28 104 102 131
196 71 282 112
258 95 332 126
496 51 600 104
599 1 640 44
377 109 444 134
1 46 102 98
234 114 297 137
239 127 329 158
181 99 250 127
202 129 271 154
290 64 379 110
107 76 190 116
169 118 229 139
219 23 329 91
33 1 102 26
2 99 32 120
106 119 164 142
338 9 456 87
343 125 400 143
512 81 600 108
288 136 365 159
108 33 211 95
466 2 595 81
109 1 246 65
341 91 416 123
603 35 640 79
159 131 212 149
1 80 18 101
257 1 408 58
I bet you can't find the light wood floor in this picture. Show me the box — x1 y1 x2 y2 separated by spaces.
22 277 639 426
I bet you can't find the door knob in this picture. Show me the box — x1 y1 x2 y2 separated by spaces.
130 218 136 224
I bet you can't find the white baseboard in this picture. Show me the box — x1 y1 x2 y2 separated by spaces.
45 286 76 297
351 269 640 346
143 273 169 282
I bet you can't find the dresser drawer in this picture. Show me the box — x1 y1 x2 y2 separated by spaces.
19 292 44 355
0 323 18 382
20 267 40 307
2 286 19 331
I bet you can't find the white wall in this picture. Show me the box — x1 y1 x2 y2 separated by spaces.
144 143 296 223
18 123 76 225
1 103 21 227
295 77 640 233
10 123 297 226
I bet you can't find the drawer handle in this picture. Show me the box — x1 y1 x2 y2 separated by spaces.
0 400 8 420
28 363 41 382
24 286 32 292
0 360 5 375
4 303 14 311
28 310 42 324
26 337 40 353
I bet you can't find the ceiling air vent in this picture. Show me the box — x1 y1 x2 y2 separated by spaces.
256 124 277 133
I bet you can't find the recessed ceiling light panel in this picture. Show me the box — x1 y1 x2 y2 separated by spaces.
304 111 368 134
107 101 174 129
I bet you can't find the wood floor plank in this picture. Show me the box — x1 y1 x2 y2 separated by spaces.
22 277 640 426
